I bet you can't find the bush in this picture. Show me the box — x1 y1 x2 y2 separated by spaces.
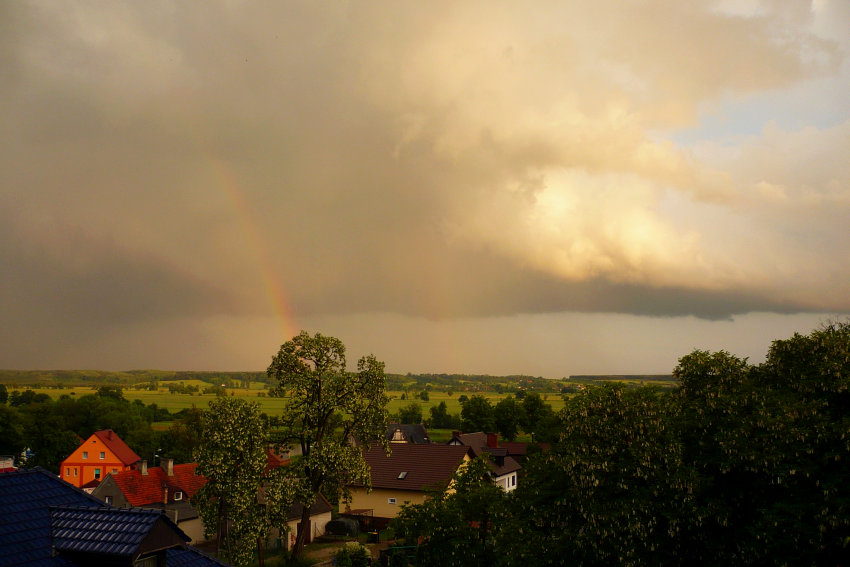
334 542 371 567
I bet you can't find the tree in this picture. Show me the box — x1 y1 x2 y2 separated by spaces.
520 391 553 441
397 401 422 424
0 384 8 404
392 456 506 567
428 401 460 429
494 395 524 441
193 397 283 566
267 331 390 558
502 384 688 565
460 395 495 433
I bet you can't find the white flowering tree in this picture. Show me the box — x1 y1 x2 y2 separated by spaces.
267 331 390 558
193 397 294 566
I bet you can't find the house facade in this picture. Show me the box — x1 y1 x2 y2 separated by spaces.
344 443 471 522
60 429 140 489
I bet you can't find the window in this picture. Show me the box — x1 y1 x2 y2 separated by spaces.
388 498 397 505
99 451 105 460
94 468 101 480
82 452 88 459
66 468 70 477
397 471 408 480
511 475 516 487
74 468 77 477
174 491 183 501
105 496 112 505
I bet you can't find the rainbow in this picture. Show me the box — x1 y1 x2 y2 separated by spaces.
210 157 298 343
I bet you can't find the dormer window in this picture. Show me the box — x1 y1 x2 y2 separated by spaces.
397 471 407 480
174 491 183 501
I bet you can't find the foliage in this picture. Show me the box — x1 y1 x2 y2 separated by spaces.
460 395 495 433
392 456 505 567
397 402 422 424
193 397 288 566
427 401 460 430
493 395 523 441
333 542 372 567
519 391 554 442
267 331 390 557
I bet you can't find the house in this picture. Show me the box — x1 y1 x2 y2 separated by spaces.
0 455 16 473
447 432 521 492
92 458 208 543
60 429 141 490
273 494 334 551
385 422 431 444
343 443 472 525
0 467 228 567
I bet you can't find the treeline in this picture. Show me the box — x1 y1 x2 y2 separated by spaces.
0 385 203 472
388 373 569 394
0 369 269 388
391 323 850 565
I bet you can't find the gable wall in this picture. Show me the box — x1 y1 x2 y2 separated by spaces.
60 435 135 488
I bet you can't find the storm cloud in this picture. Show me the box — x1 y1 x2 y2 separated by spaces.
1 1 848 373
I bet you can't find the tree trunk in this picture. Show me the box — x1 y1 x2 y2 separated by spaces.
291 506 312 557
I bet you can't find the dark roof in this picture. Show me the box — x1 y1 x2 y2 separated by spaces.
450 432 488 447
385 423 430 444
50 506 188 557
0 468 102 567
0 467 227 567
447 432 522 477
362 443 470 491
287 493 334 522
92 429 141 466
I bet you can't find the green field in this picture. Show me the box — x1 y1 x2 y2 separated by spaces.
7 386 566 417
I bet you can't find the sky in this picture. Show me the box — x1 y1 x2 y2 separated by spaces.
1 1 848 378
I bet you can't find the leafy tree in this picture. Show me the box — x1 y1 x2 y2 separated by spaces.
0 384 7 404
494 395 524 441
460 395 495 433
418 390 429 402
397 401 422 424
428 400 460 429
519 391 553 441
267 331 390 557
0 405 25 461
457 394 469 405
393 456 505 567
193 397 284 566
502 384 688 566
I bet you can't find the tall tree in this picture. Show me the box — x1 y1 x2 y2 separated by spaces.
494 395 524 441
267 331 390 558
460 395 495 433
520 391 554 441
193 397 281 566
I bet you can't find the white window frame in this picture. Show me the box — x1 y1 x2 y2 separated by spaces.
388 497 397 505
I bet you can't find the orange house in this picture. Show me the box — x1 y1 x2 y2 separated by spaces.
60 429 141 490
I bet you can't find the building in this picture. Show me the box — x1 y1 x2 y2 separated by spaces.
92 458 208 543
344 443 472 525
0 467 228 567
385 422 431 444
447 432 522 492
60 429 140 490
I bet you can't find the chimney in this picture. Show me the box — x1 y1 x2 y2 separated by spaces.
140 460 148 475
107 430 112 440
163 458 174 476
487 433 498 448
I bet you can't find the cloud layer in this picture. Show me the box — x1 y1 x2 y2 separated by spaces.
1 1 848 371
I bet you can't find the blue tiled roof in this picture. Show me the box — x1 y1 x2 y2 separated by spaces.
0 468 228 567
0 468 101 567
51 505 186 557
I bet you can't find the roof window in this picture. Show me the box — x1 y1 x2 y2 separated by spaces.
397 471 407 480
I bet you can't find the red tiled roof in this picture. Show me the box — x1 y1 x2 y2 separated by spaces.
362 443 470 492
93 430 141 466
110 463 207 507
266 449 289 472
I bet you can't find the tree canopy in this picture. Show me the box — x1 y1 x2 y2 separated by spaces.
267 331 390 557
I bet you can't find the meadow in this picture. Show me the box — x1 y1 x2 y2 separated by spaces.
7 384 567 419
